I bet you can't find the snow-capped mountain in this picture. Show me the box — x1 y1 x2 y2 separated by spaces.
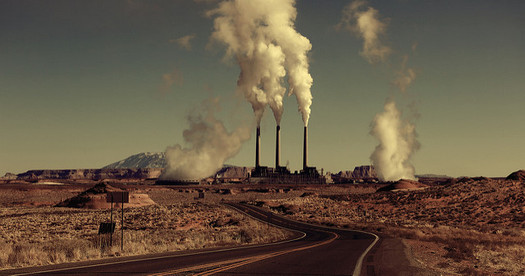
103 152 167 169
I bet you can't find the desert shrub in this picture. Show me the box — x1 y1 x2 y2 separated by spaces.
7 243 45 267
475 244 525 275
444 238 475 262
238 229 252 243
0 201 295 270
0 242 12 267
459 266 484 275
4 239 101 268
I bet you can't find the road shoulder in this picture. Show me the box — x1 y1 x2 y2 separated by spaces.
361 237 442 276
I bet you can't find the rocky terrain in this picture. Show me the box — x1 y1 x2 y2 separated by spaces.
254 173 525 275
1 163 523 275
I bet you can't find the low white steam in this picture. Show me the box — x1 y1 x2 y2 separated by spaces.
208 0 313 126
370 100 419 181
370 57 419 181
161 98 251 180
340 0 419 181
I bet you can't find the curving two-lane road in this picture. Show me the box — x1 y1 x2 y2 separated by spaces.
3 203 378 276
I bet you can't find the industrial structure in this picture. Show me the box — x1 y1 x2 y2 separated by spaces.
156 124 325 185
251 124 324 184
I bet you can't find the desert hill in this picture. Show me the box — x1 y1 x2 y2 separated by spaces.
506 170 525 181
55 182 155 209
376 179 428 192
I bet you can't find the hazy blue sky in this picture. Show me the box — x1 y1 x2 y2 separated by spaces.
1 0 524 177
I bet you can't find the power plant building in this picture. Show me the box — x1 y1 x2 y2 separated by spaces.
251 124 324 184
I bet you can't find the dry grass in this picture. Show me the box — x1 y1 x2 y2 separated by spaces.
0 202 292 269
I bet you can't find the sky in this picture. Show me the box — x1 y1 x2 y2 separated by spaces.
1 0 524 177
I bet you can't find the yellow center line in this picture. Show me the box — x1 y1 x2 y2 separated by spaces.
147 257 253 276
195 232 340 276
151 205 339 276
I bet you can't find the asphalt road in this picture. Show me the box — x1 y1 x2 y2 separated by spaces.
2 203 378 276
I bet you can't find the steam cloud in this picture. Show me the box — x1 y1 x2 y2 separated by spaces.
340 0 419 181
162 98 251 180
337 0 391 64
208 0 313 126
370 100 419 181
393 55 416 94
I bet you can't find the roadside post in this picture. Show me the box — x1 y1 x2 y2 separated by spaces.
110 196 113 246
98 222 115 251
107 191 129 251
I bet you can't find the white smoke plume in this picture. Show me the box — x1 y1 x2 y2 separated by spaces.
337 0 391 64
370 100 419 181
208 0 313 126
370 57 419 181
340 0 419 181
161 98 251 180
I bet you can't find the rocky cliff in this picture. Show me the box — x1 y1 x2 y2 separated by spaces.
16 168 163 181
351 165 377 179
332 165 378 182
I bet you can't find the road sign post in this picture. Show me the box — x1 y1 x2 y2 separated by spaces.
107 191 129 251
110 198 113 246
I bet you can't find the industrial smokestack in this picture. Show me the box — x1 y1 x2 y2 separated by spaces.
303 126 308 170
275 125 281 168
256 127 261 168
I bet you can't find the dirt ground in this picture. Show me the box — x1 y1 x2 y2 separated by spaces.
251 178 525 275
0 182 296 269
1 179 523 275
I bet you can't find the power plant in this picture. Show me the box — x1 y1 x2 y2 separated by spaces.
251 124 323 184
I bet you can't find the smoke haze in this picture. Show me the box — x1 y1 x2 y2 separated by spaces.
162 98 251 180
393 55 417 94
208 0 313 126
171 34 196 51
159 68 184 96
340 0 419 181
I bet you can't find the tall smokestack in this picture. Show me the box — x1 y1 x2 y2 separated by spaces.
303 126 308 170
255 127 261 168
275 125 281 168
